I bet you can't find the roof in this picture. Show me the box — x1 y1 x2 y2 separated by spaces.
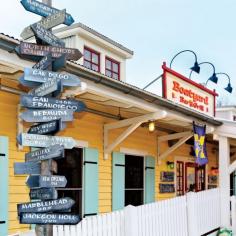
0 33 222 126
53 22 134 56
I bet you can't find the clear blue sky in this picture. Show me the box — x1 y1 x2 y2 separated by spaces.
1 0 235 104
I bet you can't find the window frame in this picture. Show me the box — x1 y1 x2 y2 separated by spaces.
83 46 100 72
105 56 120 80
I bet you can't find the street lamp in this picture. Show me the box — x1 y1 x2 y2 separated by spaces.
170 50 200 74
204 72 233 93
189 62 218 84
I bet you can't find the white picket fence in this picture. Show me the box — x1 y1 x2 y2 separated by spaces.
53 188 221 236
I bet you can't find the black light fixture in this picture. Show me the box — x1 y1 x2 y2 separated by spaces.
170 50 200 74
217 72 233 93
189 61 218 84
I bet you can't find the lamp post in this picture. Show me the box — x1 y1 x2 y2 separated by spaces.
169 50 200 74
189 61 218 84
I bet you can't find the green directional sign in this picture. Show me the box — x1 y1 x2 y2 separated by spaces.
21 9 66 40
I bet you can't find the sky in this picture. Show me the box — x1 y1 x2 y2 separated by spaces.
0 0 235 104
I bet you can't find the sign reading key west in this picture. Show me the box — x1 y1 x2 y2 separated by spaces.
162 63 218 117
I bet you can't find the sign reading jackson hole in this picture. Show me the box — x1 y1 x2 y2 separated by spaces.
162 65 217 117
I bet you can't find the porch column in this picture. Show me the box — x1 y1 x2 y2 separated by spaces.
218 135 230 227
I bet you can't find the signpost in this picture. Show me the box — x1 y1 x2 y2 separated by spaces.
21 109 74 122
20 213 80 225
18 133 78 149
17 197 75 214
30 188 58 200
28 120 65 135
16 42 83 60
32 53 52 70
25 145 64 162
20 0 74 26
26 175 67 188
20 95 86 112
31 23 65 47
24 68 81 87
21 10 66 40
14 162 41 175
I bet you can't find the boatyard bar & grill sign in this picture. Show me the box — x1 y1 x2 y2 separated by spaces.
162 62 218 117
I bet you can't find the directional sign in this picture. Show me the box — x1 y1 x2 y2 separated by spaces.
26 175 67 188
20 0 74 26
32 53 52 70
25 145 64 162
30 188 58 200
52 54 66 72
28 120 65 135
17 197 75 215
21 109 74 123
14 162 41 175
31 23 65 47
18 133 78 149
21 10 66 40
16 42 82 60
28 78 63 96
19 213 80 225
20 95 86 112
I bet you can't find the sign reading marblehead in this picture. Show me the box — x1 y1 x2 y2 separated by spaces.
14 0 84 228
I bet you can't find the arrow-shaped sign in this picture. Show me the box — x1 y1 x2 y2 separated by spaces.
32 53 52 70
18 133 78 149
28 120 66 135
14 162 41 175
30 188 58 200
16 42 82 61
21 9 66 40
26 175 67 188
21 109 74 123
19 213 80 225
28 78 63 97
20 68 81 87
17 197 75 215
20 95 86 112
20 0 74 26
31 23 65 47
25 145 64 162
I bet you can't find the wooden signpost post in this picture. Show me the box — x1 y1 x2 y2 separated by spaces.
15 1 84 234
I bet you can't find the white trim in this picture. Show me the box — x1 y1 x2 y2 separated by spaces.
120 147 148 157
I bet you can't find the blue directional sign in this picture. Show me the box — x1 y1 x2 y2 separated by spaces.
14 162 41 175
32 53 52 70
17 197 75 215
28 120 66 135
30 188 58 200
20 213 80 225
31 23 65 47
52 54 66 72
24 68 81 87
20 0 74 26
21 109 74 123
20 95 86 112
26 175 67 188
25 145 65 162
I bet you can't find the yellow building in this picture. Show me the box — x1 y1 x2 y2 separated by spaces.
0 26 224 235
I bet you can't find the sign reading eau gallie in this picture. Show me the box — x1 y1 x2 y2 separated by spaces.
162 63 218 117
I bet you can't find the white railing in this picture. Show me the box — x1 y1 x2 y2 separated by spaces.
53 188 221 236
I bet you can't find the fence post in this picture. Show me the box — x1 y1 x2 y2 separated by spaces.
124 205 138 236
186 192 198 236
231 196 236 234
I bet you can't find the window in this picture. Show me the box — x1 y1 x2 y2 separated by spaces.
57 148 83 217
125 155 144 206
84 47 100 72
176 161 184 196
105 57 120 80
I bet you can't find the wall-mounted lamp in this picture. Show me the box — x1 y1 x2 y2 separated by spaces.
166 161 174 169
148 121 155 132
170 50 200 74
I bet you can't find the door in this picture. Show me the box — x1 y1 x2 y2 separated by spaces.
0 136 8 236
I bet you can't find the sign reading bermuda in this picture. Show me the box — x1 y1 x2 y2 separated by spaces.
162 63 218 117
